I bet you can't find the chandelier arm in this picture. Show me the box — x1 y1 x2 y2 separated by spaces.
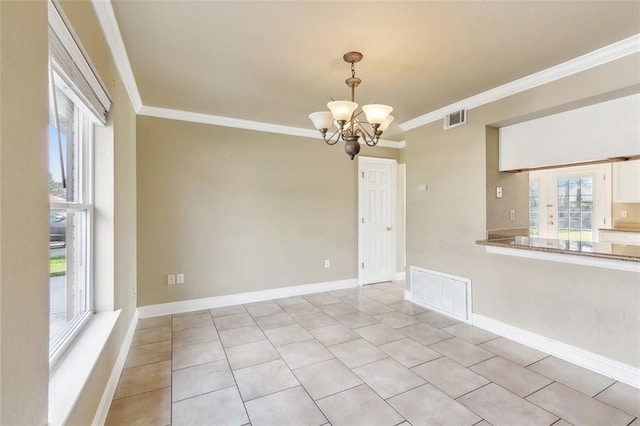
323 128 341 145
355 127 379 146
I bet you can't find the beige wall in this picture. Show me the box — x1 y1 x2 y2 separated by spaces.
0 0 142 423
613 202 640 224
57 1 138 424
485 126 529 234
397 164 406 273
0 1 50 423
403 53 640 367
137 116 399 306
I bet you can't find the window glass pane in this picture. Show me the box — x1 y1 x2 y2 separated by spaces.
49 77 91 356
49 86 77 202
556 176 593 243
528 181 539 237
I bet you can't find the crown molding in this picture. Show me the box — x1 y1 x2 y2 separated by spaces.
399 33 640 132
93 0 636 145
138 105 405 148
92 0 143 112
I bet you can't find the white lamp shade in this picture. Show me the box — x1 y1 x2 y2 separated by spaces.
327 101 358 122
308 111 333 130
377 114 394 132
362 104 393 125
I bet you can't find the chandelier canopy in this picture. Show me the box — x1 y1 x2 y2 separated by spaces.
309 52 394 160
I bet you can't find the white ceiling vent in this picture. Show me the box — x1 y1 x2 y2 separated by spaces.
444 109 467 130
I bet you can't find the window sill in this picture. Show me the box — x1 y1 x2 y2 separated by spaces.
49 310 121 426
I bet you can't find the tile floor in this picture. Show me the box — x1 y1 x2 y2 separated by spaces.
105 281 640 426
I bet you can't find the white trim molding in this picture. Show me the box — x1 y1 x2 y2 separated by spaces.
92 0 143 112
137 278 358 318
399 33 640 131
473 314 640 389
483 245 640 273
394 271 406 281
138 105 405 149
49 310 121 426
92 309 139 426
90 0 638 146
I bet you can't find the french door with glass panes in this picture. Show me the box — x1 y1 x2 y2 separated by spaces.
529 164 611 242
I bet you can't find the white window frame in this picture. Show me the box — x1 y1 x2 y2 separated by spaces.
47 0 110 369
48 82 96 369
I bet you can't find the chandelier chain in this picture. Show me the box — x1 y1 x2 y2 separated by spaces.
351 62 356 79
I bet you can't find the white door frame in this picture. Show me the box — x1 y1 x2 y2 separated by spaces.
530 163 611 241
358 156 397 286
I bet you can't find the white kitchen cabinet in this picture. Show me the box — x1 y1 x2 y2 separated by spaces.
599 230 640 245
612 160 640 203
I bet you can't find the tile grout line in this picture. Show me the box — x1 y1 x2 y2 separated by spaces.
501 379 565 423
208 307 253 425
592 379 617 398
113 282 622 425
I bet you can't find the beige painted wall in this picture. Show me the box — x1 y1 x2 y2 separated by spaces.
397 164 406 274
137 116 399 306
0 1 50 423
56 1 138 424
402 53 640 367
485 126 529 234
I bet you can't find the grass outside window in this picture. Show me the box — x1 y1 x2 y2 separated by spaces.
50 255 66 277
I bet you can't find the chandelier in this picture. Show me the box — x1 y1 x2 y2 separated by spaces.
309 52 394 160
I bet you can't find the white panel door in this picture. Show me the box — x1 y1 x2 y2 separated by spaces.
529 164 611 241
358 157 396 285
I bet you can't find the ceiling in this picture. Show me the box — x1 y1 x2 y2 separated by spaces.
110 1 640 141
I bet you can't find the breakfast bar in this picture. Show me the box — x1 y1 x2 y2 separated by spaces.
477 236 640 273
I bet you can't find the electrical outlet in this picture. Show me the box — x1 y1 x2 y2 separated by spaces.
324 259 330 268
509 210 516 221
496 186 503 198
167 274 176 285
176 273 184 284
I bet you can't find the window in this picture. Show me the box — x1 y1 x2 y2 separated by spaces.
557 177 593 242
47 0 111 366
48 76 94 362
528 180 539 237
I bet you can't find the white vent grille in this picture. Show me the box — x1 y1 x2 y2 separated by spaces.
444 109 467 130
409 266 471 321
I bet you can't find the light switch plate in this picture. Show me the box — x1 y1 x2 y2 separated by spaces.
496 186 503 198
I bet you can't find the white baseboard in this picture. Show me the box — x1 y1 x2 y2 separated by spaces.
137 278 359 318
472 313 640 389
394 271 406 281
404 289 412 300
92 308 139 426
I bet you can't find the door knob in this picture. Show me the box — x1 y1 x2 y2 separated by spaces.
548 221 554 225
386 226 392 231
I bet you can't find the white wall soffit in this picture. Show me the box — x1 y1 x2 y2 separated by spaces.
138 105 405 148
399 33 640 132
92 0 143 112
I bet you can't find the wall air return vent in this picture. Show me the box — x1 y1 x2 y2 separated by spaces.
444 109 467 130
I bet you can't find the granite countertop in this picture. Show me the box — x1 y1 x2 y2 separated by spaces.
477 236 640 262
601 220 640 233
